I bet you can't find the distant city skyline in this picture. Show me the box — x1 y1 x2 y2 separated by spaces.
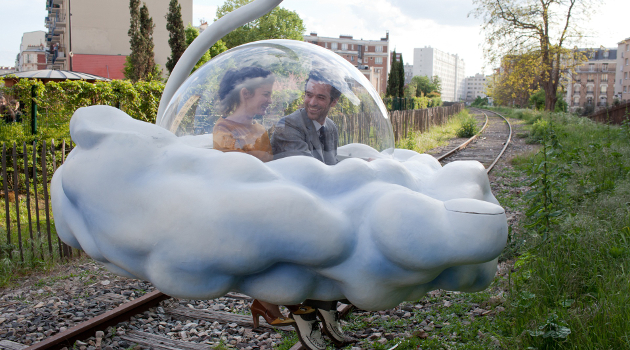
1 0 628 76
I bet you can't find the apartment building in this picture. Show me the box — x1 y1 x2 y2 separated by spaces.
412 47 466 102
566 48 617 109
403 64 413 85
15 31 47 72
463 73 490 103
303 32 390 95
615 37 630 102
44 0 192 78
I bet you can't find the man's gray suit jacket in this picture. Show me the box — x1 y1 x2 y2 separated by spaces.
271 108 338 165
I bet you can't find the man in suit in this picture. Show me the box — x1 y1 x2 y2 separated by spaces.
271 70 340 165
271 72 351 349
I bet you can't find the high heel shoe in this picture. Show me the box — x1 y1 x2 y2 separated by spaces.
251 299 295 329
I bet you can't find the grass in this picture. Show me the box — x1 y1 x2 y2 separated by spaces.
482 107 630 349
396 109 480 153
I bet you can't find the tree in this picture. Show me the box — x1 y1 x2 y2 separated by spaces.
125 0 142 81
386 51 404 98
411 75 433 96
431 76 441 94
473 0 593 111
165 0 186 74
396 54 405 97
215 0 305 49
124 1 161 81
491 53 542 107
184 24 228 72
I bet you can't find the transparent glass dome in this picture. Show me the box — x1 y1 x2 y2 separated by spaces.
159 39 394 161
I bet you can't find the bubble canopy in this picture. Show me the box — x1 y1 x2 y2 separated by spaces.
158 39 395 160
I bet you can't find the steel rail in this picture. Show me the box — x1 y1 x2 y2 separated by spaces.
481 108 512 174
24 290 169 350
436 109 489 161
436 108 512 174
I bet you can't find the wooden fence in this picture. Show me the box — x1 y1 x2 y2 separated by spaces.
0 139 76 264
589 101 630 125
389 103 464 142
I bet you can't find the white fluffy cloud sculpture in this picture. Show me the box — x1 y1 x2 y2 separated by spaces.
51 106 507 311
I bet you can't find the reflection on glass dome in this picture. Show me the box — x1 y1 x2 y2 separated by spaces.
159 39 395 160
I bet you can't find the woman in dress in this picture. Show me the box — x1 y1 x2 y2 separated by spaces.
213 67 274 162
214 67 299 327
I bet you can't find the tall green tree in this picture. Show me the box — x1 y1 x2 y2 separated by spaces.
125 0 142 81
165 0 186 74
387 51 404 98
215 0 305 49
473 0 594 111
125 1 161 81
185 24 228 72
396 54 405 97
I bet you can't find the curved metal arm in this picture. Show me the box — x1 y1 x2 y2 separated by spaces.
156 0 284 126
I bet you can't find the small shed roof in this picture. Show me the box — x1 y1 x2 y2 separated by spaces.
0 69 110 81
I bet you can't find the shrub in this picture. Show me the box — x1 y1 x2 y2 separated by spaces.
456 112 478 138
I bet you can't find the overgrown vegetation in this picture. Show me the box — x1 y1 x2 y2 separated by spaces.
0 77 164 143
487 107 630 349
358 106 630 349
455 110 479 138
396 109 478 153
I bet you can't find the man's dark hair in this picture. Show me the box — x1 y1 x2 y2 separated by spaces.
305 70 342 101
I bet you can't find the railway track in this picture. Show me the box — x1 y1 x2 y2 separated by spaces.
436 108 512 174
10 108 512 350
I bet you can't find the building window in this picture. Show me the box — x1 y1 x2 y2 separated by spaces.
331 42 338 50
625 86 627 93
375 57 383 64
625 72 628 80
601 74 608 82
574 84 580 92
626 58 629 65
589 63 595 71
602 63 608 71
342 43 348 50
587 74 594 82
601 85 607 93
350 56 354 62
375 46 383 52
603 51 609 58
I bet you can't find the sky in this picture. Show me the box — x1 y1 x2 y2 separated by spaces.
1 0 629 76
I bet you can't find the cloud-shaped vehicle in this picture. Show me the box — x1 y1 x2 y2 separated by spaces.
51 0 507 311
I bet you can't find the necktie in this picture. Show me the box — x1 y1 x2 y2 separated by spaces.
319 126 326 151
